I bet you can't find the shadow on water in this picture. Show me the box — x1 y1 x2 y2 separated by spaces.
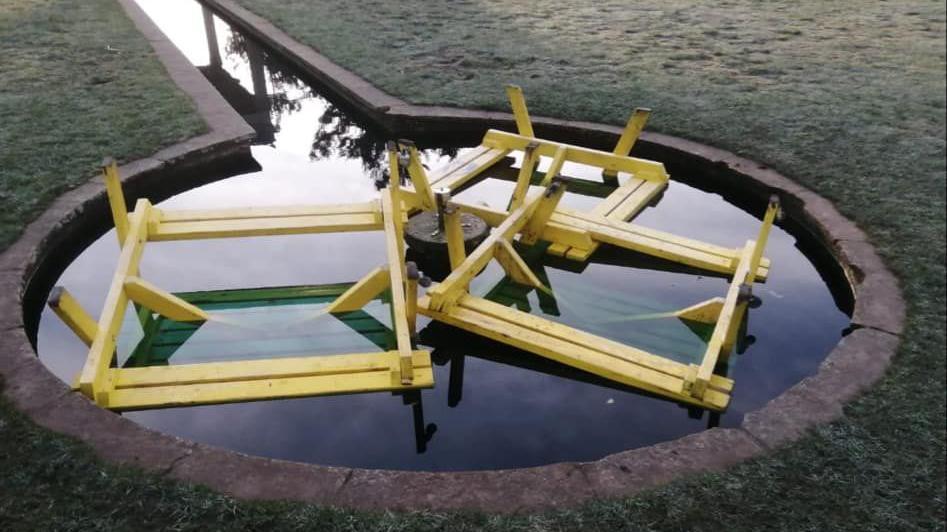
23 0 853 471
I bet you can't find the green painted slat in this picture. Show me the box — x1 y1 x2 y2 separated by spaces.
119 284 397 368
176 283 355 304
148 332 393 363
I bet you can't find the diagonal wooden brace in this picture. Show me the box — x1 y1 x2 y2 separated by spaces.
427 191 545 312
603 108 651 182
102 157 129 244
381 187 415 384
505 84 534 137
48 287 100 346
508 140 540 212
675 297 725 324
124 276 209 322
538 145 567 187
443 203 468 271
397 140 436 211
326 266 390 314
495 239 544 288
521 178 567 245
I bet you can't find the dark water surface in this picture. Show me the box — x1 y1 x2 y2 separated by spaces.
33 0 851 471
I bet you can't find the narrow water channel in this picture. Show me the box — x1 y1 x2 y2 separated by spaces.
32 0 851 471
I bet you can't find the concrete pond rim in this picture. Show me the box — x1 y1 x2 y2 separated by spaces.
0 0 905 513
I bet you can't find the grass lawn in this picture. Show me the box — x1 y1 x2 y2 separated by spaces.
0 0 206 249
2 0 945 530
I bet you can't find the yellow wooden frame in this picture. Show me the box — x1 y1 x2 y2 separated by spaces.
47 287 99 347
57 161 432 411
415 194 780 411
683 197 781 399
395 87 770 280
55 89 780 414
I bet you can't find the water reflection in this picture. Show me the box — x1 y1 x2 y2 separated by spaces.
30 0 852 470
202 10 458 182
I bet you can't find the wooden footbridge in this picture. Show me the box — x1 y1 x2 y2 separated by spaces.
50 86 779 412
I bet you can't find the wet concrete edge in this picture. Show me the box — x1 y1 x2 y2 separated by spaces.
0 0 905 514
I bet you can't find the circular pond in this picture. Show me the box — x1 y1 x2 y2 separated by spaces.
30 0 851 471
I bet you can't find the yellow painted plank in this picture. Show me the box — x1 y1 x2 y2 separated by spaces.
521 180 567 245
568 246 598 261
494 239 543 288
47 287 99 346
542 222 595 250
561 208 772 272
389 166 406 260
675 297 726 324
572 217 735 272
448 200 507 227
505 84 534 137
509 142 540 211
605 179 666 222
539 145 567 187
553 209 771 279
427 145 491 185
326 266 390 313
482 130 669 182
404 192 769 279
151 213 381 241
102 158 129 243
691 242 755 398
459 295 708 385
458 294 734 394
590 177 647 217
405 275 419 335
107 366 435 411
113 351 432 388
604 107 651 179
750 196 781 284
123 276 208 322
427 145 506 188
546 242 572 257
444 206 467 270
419 296 729 410
426 191 544 311
382 189 416 384
79 200 151 405
158 201 379 223
430 148 511 192
404 144 436 210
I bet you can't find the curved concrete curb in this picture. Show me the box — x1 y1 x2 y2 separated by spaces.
0 0 905 514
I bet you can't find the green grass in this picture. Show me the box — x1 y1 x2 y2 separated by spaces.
0 0 206 249
2 0 945 530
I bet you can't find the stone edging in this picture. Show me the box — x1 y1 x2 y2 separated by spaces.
0 0 905 513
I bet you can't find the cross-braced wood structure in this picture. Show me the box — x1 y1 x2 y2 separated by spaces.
50 86 779 412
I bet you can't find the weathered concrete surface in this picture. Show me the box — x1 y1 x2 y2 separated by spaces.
836 239 906 336
0 0 907 515
741 326 900 449
584 428 763 499
332 462 597 512
168 443 352 502
26 389 198 473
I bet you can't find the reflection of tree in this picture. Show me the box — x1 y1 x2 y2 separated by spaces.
225 32 302 137
310 101 460 185
223 30 460 184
